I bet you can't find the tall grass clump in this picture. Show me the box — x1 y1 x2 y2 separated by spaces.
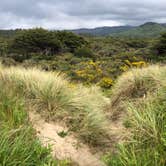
0 85 68 166
104 65 166 166
0 65 109 145
109 65 166 118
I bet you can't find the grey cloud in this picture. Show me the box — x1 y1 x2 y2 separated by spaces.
0 0 166 29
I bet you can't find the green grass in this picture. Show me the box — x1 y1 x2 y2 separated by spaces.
0 86 70 166
104 65 166 166
57 130 68 138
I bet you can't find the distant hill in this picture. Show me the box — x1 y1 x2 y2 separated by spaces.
0 22 166 39
111 22 166 38
0 29 21 38
71 22 166 37
71 26 134 36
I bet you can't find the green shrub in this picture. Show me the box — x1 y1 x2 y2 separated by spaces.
74 46 94 58
10 28 62 55
55 31 88 53
154 32 166 55
98 77 113 88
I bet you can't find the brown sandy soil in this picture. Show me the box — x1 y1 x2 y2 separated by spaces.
29 111 106 166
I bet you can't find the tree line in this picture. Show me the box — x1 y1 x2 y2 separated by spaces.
0 28 89 57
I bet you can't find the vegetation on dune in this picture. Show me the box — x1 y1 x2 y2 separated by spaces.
0 26 166 165
109 65 163 117
0 84 69 165
0 65 109 146
1 64 166 165
104 65 166 166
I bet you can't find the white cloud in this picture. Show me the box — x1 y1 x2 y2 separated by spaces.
0 0 166 29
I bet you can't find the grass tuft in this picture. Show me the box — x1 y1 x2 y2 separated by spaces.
0 65 109 146
0 87 68 165
105 65 166 166
109 65 166 117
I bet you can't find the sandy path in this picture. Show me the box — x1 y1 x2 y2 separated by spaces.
29 112 105 166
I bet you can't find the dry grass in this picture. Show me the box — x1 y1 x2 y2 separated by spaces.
104 65 166 166
109 65 166 118
0 65 110 146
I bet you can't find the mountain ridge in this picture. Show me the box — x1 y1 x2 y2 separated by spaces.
0 22 166 38
71 22 166 37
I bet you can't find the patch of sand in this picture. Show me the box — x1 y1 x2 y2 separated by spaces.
29 112 105 166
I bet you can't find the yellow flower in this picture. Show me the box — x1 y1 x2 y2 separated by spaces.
120 65 129 72
121 60 148 72
99 77 113 88
75 70 84 76
88 60 96 66
132 61 147 67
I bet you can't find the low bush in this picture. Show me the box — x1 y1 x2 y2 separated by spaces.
74 46 94 58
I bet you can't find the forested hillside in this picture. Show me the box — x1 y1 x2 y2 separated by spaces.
71 22 166 37
1 22 166 38
71 25 134 36
111 22 166 38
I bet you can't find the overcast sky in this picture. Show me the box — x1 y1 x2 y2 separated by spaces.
0 0 166 29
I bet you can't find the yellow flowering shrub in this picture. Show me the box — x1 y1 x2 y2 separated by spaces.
98 77 113 88
131 61 147 68
74 60 103 83
121 60 148 72
73 60 114 88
